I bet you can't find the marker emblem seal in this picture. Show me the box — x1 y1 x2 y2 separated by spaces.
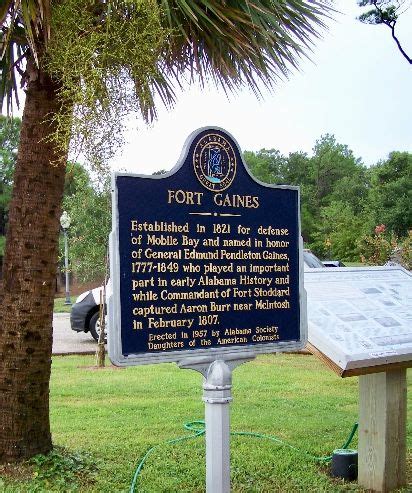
193 133 237 192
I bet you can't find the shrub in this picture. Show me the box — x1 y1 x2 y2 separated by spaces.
358 224 398 266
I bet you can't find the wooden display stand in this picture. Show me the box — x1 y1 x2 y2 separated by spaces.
308 343 409 492
305 266 412 492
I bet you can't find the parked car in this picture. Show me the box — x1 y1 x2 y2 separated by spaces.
70 282 110 341
303 249 325 270
70 251 332 341
322 259 346 268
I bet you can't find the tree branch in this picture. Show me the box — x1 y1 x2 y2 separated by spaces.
388 21 412 64
370 0 412 65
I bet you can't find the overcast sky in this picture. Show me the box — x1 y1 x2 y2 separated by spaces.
109 0 412 175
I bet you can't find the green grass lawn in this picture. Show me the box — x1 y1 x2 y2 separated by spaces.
54 297 73 313
1 354 411 492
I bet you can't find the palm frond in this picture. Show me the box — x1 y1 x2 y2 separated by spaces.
0 0 334 139
0 0 51 112
0 30 25 112
0 1 13 27
158 0 333 96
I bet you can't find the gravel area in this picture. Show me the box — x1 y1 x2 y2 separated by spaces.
53 313 101 355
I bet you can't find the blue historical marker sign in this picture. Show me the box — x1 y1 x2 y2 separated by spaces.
108 127 307 366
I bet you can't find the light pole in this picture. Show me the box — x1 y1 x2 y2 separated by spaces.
60 211 72 305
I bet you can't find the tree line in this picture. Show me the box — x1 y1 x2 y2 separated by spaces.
244 134 411 267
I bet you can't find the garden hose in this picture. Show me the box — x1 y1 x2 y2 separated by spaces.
129 421 358 492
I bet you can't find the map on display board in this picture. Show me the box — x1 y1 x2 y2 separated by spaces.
108 127 307 367
306 266 412 377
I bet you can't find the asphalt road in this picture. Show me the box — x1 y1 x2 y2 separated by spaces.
53 313 101 355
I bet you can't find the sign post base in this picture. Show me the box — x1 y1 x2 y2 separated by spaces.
179 354 255 492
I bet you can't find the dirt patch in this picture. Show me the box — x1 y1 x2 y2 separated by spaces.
0 461 33 481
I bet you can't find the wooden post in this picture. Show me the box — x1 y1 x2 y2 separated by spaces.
358 369 407 492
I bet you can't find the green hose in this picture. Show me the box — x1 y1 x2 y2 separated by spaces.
129 421 358 492
129 421 205 493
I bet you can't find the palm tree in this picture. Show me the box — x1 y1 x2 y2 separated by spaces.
0 0 331 462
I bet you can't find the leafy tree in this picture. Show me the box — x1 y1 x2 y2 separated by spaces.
282 152 314 240
309 200 368 261
244 135 370 249
328 170 370 215
1 150 99 268
0 116 20 247
304 134 367 245
283 151 312 185
243 149 286 184
63 170 111 283
0 0 332 462
358 0 411 64
60 162 110 283
367 151 412 236
309 134 363 207
63 162 92 199
244 147 308 242
245 149 313 187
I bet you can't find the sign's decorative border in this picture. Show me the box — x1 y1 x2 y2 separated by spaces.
108 126 307 367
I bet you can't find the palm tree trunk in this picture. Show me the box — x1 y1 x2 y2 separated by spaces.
0 71 68 462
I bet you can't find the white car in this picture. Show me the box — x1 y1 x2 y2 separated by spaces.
70 281 111 341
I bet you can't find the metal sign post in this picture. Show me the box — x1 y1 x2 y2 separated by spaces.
179 354 255 493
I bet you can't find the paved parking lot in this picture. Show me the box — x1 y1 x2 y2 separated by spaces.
53 313 102 355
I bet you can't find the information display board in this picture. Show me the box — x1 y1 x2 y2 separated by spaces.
306 266 412 375
108 127 306 366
